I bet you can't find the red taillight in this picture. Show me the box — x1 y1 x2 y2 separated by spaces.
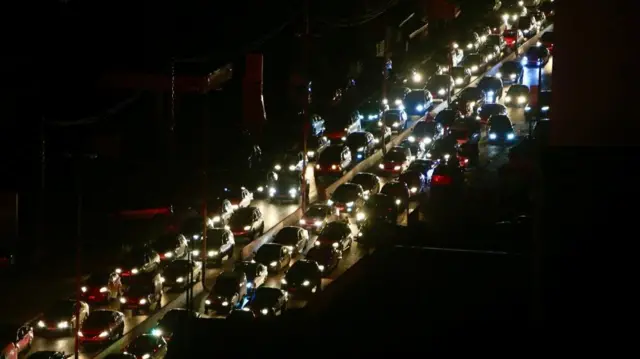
432 175 452 185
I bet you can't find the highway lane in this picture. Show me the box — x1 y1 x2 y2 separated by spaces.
21 32 553 358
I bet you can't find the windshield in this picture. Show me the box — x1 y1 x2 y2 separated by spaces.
501 62 520 73
486 35 501 46
541 32 553 42
181 217 203 234
365 196 394 211
450 67 466 77
233 262 258 279
383 112 400 123
46 301 73 317
154 235 177 250
331 185 360 202
382 184 404 195
306 248 331 262
252 289 281 307
317 146 343 163
384 151 406 162
508 85 528 95
388 88 407 99
84 311 114 326
465 55 483 64
128 336 159 353
413 122 435 136
165 260 190 274
126 282 154 296
255 245 281 262
405 92 425 102
320 223 346 238
490 116 512 129
478 78 498 88
205 230 226 246
540 92 552 105
427 76 449 87
305 205 328 217
287 262 314 280
213 277 238 294
346 134 367 147
360 100 381 113
480 105 505 116
526 47 546 57
504 30 518 37
274 228 299 243
230 208 253 225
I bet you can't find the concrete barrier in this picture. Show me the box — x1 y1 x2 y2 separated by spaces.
240 208 303 260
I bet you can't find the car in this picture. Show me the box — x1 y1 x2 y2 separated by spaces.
204 271 247 314
516 15 539 37
272 226 311 255
180 216 212 241
477 76 504 102
484 34 507 51
299 204 333 233
192 227 235 265
426 138 461 162
152 233 188 262
226 308 256 322
486 13 509 35
78 309 125 344
329 184 365 217
151 308 201 342
381 182 410 211
522 45 550 67
538 31 554 53
119 272 163 314
0 325 33 358
215 185 253 210
266 171 308 203
426 74 455 99
404 90 433 116
314 144 352 179
357 193 398 225
324 109 362 142
305 247 341 274
315 221 353 251
407 159 437 180
205 198 234 227
453 31 481 51
254 243 292 273
383 86 411 109
114 247 161 277
247 287 288 318
227 207 264 241
409 120 444 147
457 87 486 114
270 150 305 174
81 272 123 304
430 159 466 193
450 66 472 87
281 259 323 295
160 259 202 288
479 45 500 64
359 98 386 121
502 4 527 23
488 115 518 143
502 28 524 48
233 260 268 292
461 53 488 76
496 61 523 84
400 138 426 161
378 146 412 175
345 131 376 161
478 103 508 124
26 352 68 359
434 108 463 131
539 1 555 19
305 134 330 161
380 109 408 133
528 8 547 26
525 90 551 121
504 84 530 107
399 170 427 195
36 299 89 334
123 334 167 359
349 172 382 199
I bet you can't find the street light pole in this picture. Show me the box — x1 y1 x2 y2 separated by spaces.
74 160 83 359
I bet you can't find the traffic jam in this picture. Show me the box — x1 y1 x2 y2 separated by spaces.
2 1 555 358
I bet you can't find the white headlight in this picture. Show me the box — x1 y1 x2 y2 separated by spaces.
452 42 459 48
394 99 402 105
395 199 401 205
37 320 45 328
139 298 147 305
307 151 315 157
502 14 509 21
346 201 354 207
487 91 495 97
212 216 221 222
318 265 325 271
221 301 229 306
314 220 323 227
57 321 69 329
205 299 211 305
392 122 399 127
243 225 251 231
382 98 388 104
378 163 384 169
327 199 334 205
142 354 150 359
444 154 451 160
120 297 126 304
269 261 277 267
281 278 287 284
99 287 108 293
507 133 516 140
115 268 121 274
542 106 550 111
131 268 139 275
505 96 512 102
536 41 542 47
496 72 502 78
466 43 473 49
288 165 296 171
81 286 87 293
374 138 380 143
510 74 517 79
302 280 310 286
455 78 463 85
274 164 281 171
332 242 339 248
99 331 109 338
164 252 173 258
299 219 306 225
408 136 415 142
261 308 269 315
438 89 446 95
394 165 401 170
412 73 422 83
208 250 218 257
489 133 497 140
315 240 321 246
517 96 526 104
416 104 424 111
423 137 432 144
341 136 347 141
192 250 200 256
411 187 418 193
471 65 478 72
289 188 297 195
192 234 200 240
152 329 162 337
356 212 365 221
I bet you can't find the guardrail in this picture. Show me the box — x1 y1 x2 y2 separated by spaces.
92 24 554 359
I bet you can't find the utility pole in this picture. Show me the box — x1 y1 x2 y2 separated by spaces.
40 117 46 250
381 31 389 156
74 159 83 359
201 89 210 288
300 0 310 212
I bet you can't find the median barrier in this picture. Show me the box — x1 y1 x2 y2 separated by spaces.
240 207 303 260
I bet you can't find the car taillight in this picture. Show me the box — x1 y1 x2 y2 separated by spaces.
432 175 452 185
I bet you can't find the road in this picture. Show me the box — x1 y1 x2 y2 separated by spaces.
18 33 553 358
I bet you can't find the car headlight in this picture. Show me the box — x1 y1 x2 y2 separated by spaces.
412 73 422 83
536 41 542 47
367 114 378 120
205 299 211 305
231 204 239 210
392 122 399 127
192 234 200 240
314 220 323 227
521 57 528 64
505 96 512 102
471 65 478 72
302 280 310 286
221 301 229 306
382 98 388 104
373 138 380 144
357 147 365 152
120 297 127 304
139 298 147 305
502 14 509 21
208 250 218 257
356 212 365 221
416 104 424 111
289 188 297 195
274 164 282 171
269 261 277 267
307 151 315 157
115 268 122 274
444 154 451 160
99 331 109 338
487 91 495 97
525 105 531 111
541 106 550 111
318 265 325 271
244 225 251 231
341 136 346 141
281 278 287 285
246 282 253 288
192 249 200 256
152 329 162 337
410 187 418 193
269 187 276 194
517 96 526 104
438 88 446 95
378 163 384 169
510 73 517 79
395 199 401 205
261 308 269 315
512 14 518 20
315 240 321 246
507 133 516 140
455 77 463 85
332 242 339 248
408 136 415 142
426 152 432 158
423 137 432 144
452 42 459 48
81 286 87 293
327 199 334 205
394 99 402 105
37 320 45 328
299 219 306 225
142 354 151 359
288 165 296 171
164 251 173 258
496 72 502 77
466 43 473 49
131 268 139 275
99 286 108 293
346 201 354 207
489 133 497 140
57 321 69 329
394 165 401 170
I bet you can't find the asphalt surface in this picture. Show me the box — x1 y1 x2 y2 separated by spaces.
13 34 553 358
